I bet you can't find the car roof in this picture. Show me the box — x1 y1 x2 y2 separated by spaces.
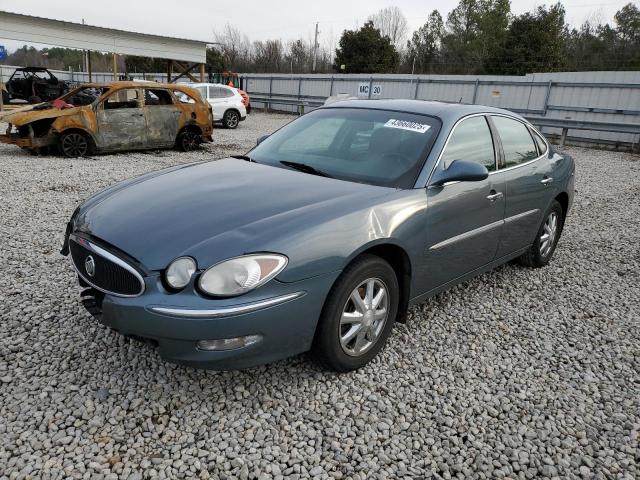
16 67 51 72
187 83 235 89
323 99 526 123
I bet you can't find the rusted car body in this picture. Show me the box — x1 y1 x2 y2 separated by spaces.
0 81 213 157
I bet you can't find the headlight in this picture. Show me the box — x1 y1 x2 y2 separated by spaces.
198 254 288 297
165 257 197 290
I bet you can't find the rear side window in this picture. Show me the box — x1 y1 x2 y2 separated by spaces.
492 116 538 168
531 129 548 155
144 89 174 106
440 116 496 172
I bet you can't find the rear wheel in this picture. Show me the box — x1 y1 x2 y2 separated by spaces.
519 200 564 268
312 254 399 372
28 95 42 104
223 110 240 129
177 129 201 151
59 131 92 158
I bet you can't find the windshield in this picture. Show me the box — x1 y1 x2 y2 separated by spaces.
249 108 440 188
60 86 111 106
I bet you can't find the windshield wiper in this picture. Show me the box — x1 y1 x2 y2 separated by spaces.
280 161 332 178
231 154 257 163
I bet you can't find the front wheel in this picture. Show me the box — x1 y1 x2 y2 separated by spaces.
59 131 92 158
223 110 240 129
519 200 564 268
312 254 399 372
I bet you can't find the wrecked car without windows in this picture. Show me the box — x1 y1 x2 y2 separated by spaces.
0 81 213 157
2 67 72 104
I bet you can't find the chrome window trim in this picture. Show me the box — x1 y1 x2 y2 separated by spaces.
149 291 305 318
426 112 547 186
69 234 145 298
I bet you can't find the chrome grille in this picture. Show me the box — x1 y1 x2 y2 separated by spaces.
69 235 145 297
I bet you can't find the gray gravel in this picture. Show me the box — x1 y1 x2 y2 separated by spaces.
0 112 638 479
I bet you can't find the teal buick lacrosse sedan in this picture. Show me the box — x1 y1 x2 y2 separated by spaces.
62 100 575 372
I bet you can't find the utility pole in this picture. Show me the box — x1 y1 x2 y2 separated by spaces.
312 22 320 73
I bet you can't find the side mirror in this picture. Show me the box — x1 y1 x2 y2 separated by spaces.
430 160 488 186
256 134 269 146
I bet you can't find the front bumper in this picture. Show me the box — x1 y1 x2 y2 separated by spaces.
79 271 338 370
0 132 56 149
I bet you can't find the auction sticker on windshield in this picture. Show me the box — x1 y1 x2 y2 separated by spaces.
384 119 431 134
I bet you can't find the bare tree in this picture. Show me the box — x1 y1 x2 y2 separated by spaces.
368 6 409 48
214 23 252 71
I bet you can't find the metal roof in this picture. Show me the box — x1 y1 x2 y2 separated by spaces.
0 10 207 63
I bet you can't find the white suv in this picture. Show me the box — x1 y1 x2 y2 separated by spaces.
190 83 247 129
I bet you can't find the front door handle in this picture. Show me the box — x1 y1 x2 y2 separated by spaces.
486 191 504 202
541 176 554 185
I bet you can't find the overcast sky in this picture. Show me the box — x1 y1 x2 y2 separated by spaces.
0 0 633 52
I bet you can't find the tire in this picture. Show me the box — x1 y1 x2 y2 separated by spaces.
59 131 93 158
28 95 42 104
518 200 564 268
1 90 9 104
223 110 240 129
312 254 399 372
177 129 201 152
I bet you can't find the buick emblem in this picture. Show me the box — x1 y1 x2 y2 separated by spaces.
85 255 96 277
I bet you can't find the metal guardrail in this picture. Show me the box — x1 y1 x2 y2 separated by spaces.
248 91 640 150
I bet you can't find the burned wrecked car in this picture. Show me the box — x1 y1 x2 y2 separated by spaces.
0 81 213 157
3 67 72 103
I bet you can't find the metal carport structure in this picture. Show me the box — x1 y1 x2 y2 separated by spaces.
0 10 208 82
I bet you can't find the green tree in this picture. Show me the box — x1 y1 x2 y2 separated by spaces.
334 21 400 73
613 3 640 69
406 10 444 73
490 3 567 75
441 0 510 74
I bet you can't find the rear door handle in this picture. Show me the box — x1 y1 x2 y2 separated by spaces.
486 191 504 202
541 177 554 185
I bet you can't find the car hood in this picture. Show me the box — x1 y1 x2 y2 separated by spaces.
74 158 394 271
0 104 86 125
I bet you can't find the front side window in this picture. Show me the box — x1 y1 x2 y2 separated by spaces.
249 108 440 189
61 86 110 106
103 88 140 110
492 116 538 168
440 116 496 172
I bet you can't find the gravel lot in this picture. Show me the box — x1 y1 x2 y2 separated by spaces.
0 112 638 480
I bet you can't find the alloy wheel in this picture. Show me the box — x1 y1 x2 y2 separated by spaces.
181 132 199 151
539 211 558 257
61 133 88 157
339 278 389 356
226 112 239 128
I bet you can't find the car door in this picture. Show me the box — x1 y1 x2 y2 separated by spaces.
143 88 182 147
422 115 505 291
489 115 555 257
95 88 146 151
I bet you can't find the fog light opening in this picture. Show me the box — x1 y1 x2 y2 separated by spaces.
196 335 262 351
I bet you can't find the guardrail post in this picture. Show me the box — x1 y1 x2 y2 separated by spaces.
414 78 420 99
329 76 334 96
368 77 373 99
472 79 479 104
297 77 302 100
560 127 568 147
